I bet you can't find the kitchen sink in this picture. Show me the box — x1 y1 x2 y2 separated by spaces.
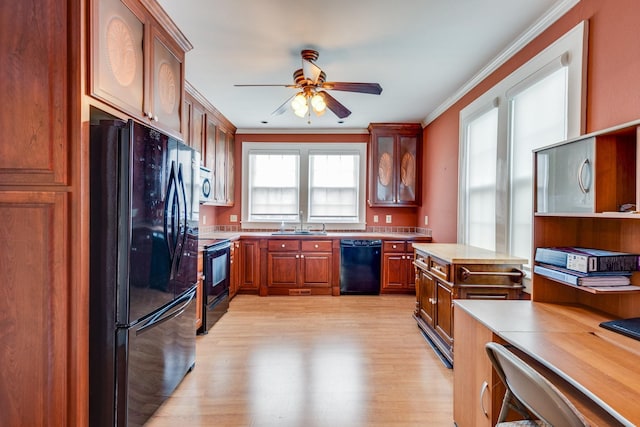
271 231 327 236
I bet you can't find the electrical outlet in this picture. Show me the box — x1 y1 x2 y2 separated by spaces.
424 215 429 225
202 215 207 225
373 215 379 223
230 214 238 223
385 215 392 224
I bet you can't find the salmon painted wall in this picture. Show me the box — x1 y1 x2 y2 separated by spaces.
419 0 640 243
206 132 419 228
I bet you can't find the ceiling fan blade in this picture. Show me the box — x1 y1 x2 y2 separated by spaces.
234 84 297 88
321 82 383 95
320 91 351 119
271 94 296 116
302 59 323 84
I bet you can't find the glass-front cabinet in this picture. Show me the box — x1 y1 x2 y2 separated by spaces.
368 123 422 207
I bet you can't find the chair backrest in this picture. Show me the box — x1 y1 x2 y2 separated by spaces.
485 342 589 427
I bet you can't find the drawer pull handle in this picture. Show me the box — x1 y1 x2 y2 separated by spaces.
282 244 286 248
479 381 489 417
459 266 524 283
315 244 319 248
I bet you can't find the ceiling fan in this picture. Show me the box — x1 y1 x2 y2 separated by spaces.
234 49 382 120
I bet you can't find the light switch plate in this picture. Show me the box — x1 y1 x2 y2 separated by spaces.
385 215 392 223
230 214 238 222
373 215 379 223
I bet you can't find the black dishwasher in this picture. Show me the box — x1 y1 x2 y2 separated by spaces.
340 239 382 294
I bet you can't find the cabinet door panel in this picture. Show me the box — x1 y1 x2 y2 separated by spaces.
373 135 395 204
215 128 227 202
453 307 495 427
267 253 298 287
151 31 182 133
383 253 405 289
435 282 453 345
301 254 331 287
398 135 418 203
536 137 594 213
0 191 69 425
226 133 235 205
192 104 205 155
240 240 260 291
405 253 415 289
205 120 216 169
1 0 70 185
419 271 435 326
91 0 144 119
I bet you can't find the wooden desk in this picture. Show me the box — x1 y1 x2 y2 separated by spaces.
454 300 640 426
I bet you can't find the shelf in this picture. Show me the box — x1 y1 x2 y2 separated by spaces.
535 274 640 294
535 212 640 219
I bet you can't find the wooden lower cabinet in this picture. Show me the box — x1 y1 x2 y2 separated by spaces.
415 265 454 357
266 239 333 295
381 240 415 293
238 239 261 293
229 240 240 298
453 306 503 427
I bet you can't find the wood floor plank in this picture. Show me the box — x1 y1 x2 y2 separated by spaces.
145 295 454 426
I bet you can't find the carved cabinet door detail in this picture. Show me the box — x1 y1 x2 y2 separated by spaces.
92 0 144 116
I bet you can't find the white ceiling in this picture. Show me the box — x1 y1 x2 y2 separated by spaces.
157 0 576 133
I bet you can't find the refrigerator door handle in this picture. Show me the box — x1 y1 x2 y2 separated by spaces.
174 164 188 274
135 287 196 336
164 162 179 261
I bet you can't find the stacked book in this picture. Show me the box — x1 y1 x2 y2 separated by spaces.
534 247 639 288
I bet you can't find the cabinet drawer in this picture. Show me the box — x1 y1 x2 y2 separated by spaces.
383 241 406 253
429 257 450 281
301 240 332 252
268 240 300 252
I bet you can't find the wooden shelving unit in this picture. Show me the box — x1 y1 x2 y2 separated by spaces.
532 120 640 317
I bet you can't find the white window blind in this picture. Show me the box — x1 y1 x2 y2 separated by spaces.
465 107 498 251
508 67 568 262
309 152 359 220
248 152 300 220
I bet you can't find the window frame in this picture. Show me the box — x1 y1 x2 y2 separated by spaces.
458 21 587 283
241 142 367 230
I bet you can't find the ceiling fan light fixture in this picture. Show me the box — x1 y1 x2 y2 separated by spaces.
291 92 309 117
311 93 326 113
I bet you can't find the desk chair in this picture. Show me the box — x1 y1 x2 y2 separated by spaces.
485 342 589 426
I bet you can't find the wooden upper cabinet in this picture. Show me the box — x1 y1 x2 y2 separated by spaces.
89 0 191 138
185 81 236 206
368 123 423 207
0 0 70 185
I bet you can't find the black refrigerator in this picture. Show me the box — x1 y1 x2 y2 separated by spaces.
89 116 199 426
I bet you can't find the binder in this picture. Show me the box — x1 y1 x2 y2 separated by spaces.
534 247 639 273
534 264 631 287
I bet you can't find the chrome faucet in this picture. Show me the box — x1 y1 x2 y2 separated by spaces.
299 210 304 232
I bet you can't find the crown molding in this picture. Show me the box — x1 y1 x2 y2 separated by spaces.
423 0 580 127
235 127 369 135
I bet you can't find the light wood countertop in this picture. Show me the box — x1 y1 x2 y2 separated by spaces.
412 243 527 265
455 299 639 425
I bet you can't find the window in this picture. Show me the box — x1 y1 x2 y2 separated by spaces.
459 21 586 271
242 142 367 230
248 152 299 220
508 66 568 261
463 105 499 251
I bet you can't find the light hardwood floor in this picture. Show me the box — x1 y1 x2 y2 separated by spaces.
146 294 454 427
